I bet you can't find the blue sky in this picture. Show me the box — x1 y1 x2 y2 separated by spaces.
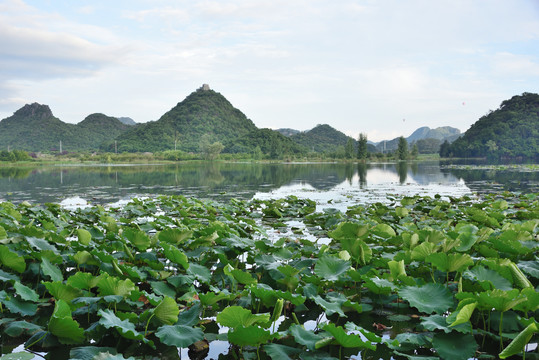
1 0 538 141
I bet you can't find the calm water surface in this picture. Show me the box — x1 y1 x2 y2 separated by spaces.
0 161 537 208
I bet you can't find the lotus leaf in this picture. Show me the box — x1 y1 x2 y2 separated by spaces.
399 284 453 314
322 323 376 350
264 343 302 359
314 255 350 281
48 299 85 344
153 296 179 325
41 257 63 281
216 306 270 328
228 325 272 347
13 281 39 302
0 353 35 360
432 332 477 360
0 245 25 273
155 324 204 347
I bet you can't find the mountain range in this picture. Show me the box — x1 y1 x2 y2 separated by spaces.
2 86 532 159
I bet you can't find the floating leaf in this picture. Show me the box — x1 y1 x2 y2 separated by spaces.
216 306 270 329
48 299 85 344
0 245 25 273
155 324 204 348
314 255 350 281
70 347 118 360
228 325 272 347
41 257 63 282
399 284 453 314
0 353 35 360
322 323 376 350
432 332 477 360
76 229 92 246
154 297 179 325
13 282 39 302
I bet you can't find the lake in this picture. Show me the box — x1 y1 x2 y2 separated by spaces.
0 161 537 208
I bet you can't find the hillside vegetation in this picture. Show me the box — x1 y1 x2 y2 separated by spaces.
441 92 539 159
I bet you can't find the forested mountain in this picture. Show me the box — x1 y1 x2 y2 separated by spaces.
0 104 133 152
375 126 461 153
226 128 306 158
291 124 355 154
441 92 539 159
114 88 258 152
77 114 131 150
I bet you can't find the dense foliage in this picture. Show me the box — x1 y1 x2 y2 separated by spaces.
0 104 131 153
226 128 307 159
115 89 258 153
442 93 539 159
0 192 538 359
291 125 356 155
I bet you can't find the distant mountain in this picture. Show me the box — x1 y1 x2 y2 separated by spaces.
291 124 355 154
442 92 539 159
276 128 301 137
0 103 131 152
375 126 461 153
117 117 136 125
114 87 258 152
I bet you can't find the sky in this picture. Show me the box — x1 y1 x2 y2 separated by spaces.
1 0 538 142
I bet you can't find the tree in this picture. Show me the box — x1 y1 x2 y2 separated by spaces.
397 136 408 160
200 134 224 160
411 143 419 158
345 138 355 159
357 133 368 160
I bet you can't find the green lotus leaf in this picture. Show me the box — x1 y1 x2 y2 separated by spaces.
4 321 43 337
69 347 118 360
67 272 101 290
420 315 457 334
338 238 372 265
464 266 512 291
72 250 98 265
289 324 325 351
159 228 193 245
410 242 438 261
98 309 143 340
328 222 369 241
13 281 39 302
364 277 396 295
477 289 526 312
344 322 382 342
0 269 19 282
149 281 176 298
499 322 538 359
177 301 201 326
155 324 204 348
518 259 539 279
97 274 136 297
392 351 438 360
198 291 233 307
399 284 453 314
396 207 409 217
388 259 406 280
0 290 38 316
26 236 59 254
432 332 477 360
228 325 272 347
449 302 477 327
0 226 7 241
322 323 376 350
516 288 539 313
186 263 211 284
230 269 257 285
41 257 63 282
216 306 270 329
154 296 179 325
0 353 35 360
123 228 151 251
372 223 396 239
264 343 302 360
76 228 92 246
48 299 85 344
455 232 478 252
426 252 473 273
314 255 350 282
44 281 83 303
312 295 346 317
93 353 136 360
162 244 189 270
0 245 26 273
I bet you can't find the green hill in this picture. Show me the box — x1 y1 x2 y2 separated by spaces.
291 124 356 154
0 104 133 152
226 128 307 158
442 92 539 159
114 87 258 152
77 113 131 150
0 103 77 152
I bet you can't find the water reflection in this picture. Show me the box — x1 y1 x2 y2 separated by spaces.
0 161 534 206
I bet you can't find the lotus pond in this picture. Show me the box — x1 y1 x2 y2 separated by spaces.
0 189 538 360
